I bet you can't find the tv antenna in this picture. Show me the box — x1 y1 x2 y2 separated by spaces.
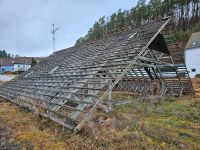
52 24 60 53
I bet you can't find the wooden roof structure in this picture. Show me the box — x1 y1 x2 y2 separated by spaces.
0 17 194 132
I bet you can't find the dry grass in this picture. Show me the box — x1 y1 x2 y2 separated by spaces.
0 102 99 150
0 95 200 149
192 78 200 97
0 78 199 149
96 96 200 149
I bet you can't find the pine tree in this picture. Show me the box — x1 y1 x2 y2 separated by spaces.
75 0 200 45
31 58 37 66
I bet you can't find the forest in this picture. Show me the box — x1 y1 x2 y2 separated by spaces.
76 0 200 45
0 50 19 58
0 50 9 57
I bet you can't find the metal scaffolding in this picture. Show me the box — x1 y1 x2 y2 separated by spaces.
0 17 194 132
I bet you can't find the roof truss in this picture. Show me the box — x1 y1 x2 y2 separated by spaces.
0 17 194 132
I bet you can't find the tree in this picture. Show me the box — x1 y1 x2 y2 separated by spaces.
0 50 8 57
108 13 117 33
75 0 200 45
136 0 147 24
115 9 126 31
148 0 162 19
31 58 37 66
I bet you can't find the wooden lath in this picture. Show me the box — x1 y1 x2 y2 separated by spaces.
0 17 189 132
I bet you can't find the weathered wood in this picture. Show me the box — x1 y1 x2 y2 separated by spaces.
0 17 194 133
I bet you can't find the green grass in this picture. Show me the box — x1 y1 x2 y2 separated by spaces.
193 23 200 33
175 30 189 43
108 95 200 149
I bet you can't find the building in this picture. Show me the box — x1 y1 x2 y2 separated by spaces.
184 32 200 78
0 58 15 73
13 57 32 72
0 57 43 73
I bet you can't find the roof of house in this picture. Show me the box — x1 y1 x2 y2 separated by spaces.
185 32 200 50
13 57 32 65
0 57 44 66
0 58 15 66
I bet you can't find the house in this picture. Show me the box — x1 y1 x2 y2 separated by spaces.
0 57 43 73
0 58 15 73
13 57 32 72
184 32 200 78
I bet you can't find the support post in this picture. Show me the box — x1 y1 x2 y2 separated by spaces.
108 80 112 112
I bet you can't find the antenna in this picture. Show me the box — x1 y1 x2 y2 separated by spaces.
52 24 60 53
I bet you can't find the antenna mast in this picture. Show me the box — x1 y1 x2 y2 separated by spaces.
52 24 60 53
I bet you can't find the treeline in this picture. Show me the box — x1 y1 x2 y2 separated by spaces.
0 50 20 58
76 0 200 45
0 50 9 57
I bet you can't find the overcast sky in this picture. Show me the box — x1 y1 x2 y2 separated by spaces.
0 0 137 57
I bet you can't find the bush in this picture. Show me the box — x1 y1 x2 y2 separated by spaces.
31 58 37 66
175 30 189 42
192 23 200 33
195 74 200 78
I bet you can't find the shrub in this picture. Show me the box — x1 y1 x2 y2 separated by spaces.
192 23 200 33
195 74 200 78
175 30 189 42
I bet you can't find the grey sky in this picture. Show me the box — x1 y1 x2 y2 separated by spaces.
0 0 137 57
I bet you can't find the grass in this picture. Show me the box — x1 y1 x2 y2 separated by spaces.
175 30 189 43
193 22 200 33
0 94 200 149
0 102 98 150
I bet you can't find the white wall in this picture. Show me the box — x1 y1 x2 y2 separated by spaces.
14 64 31 72
185 48 200 77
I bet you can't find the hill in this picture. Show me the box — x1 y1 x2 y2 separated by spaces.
75 0 200 45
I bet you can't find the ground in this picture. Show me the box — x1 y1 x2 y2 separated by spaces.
0 80 200 150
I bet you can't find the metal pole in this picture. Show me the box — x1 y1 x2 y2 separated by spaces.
52 24 55 53
0 59 2 74
25 59 27 71
52 24 60 53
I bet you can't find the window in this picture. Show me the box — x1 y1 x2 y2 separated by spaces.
191 68 196 72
